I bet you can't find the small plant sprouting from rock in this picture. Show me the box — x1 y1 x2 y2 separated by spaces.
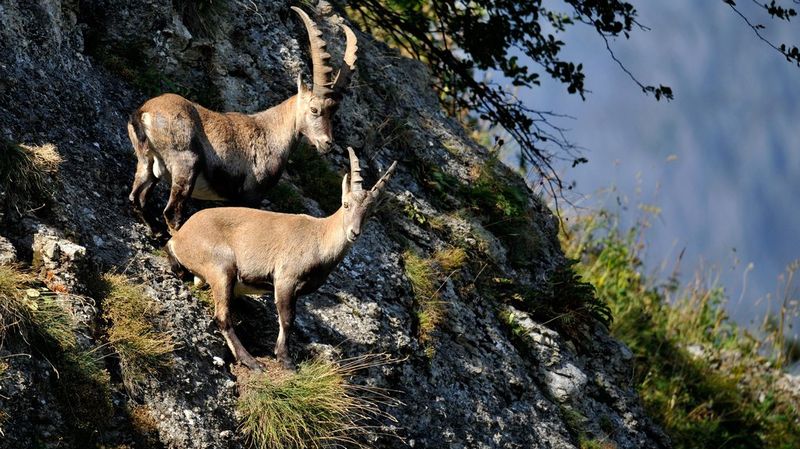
237 355 396 449
403 250 440 348
403 247 467 352
101 274 174 392
0 140 60 216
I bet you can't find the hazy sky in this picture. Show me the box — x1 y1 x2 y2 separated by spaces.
509 1 799 330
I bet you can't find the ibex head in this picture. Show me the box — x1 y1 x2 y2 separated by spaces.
292 6 358 154
341 147 397 242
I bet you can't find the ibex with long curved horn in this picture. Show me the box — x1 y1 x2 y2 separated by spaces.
165 148 397 370
127 6 358 231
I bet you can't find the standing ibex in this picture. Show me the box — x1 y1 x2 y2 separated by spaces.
165 148 397 370
127 6 358 231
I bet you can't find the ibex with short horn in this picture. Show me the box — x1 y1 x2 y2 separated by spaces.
165 148 397 370
127 6 358 231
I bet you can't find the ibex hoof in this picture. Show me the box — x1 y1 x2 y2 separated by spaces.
242 358 265 372
278 357 296 372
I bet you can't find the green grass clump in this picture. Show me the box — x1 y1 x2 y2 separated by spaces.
403 250 442 347
0 264 112 435
562 208 800 449
237 358 386 449
101 274 174 392
403 248 467 350
287 143 342 214
264 181 307 214
0 140 60 215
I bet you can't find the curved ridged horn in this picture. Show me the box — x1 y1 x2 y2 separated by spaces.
370 161 398 196
347 147 364 191
292 6 334 98
332 24 358 98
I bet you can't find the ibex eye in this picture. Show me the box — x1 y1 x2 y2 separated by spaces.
310 107 319 115
343 202 349 209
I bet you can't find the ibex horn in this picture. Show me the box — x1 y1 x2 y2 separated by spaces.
370 161 398 196
292 6 334 98
332 24 358 99
347 147 364 191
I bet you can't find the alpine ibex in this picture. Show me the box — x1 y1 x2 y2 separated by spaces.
165 148 397 370
127 6 358 231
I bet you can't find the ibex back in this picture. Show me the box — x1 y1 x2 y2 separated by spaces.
127 6 358 231
165 149 397 370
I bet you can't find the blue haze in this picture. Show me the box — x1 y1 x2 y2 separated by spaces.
504 1 800 331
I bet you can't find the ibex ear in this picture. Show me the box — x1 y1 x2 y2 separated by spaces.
297 73 308 95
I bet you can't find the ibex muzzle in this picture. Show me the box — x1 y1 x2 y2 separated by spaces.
165 148 397 371
127 6 359 232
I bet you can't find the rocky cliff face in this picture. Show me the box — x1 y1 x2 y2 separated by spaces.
0 1 669 448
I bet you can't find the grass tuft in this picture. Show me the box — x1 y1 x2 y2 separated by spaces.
0 140 60 215
434 247 467 274
0 263 112 435
101 274 174 392
237 356 394 449
403 248 467 350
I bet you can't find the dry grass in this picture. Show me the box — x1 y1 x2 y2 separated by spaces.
236 355 397 449
101 274 174 392
0 264 34 339
0 360 7 436
403 250 442 346
0 263 75 349
0 141 60 215
434 247 467 273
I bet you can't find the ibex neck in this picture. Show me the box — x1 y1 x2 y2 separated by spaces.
252 95 300 159
319 207 352 266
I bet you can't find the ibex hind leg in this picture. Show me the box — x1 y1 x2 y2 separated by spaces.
210 270 264 372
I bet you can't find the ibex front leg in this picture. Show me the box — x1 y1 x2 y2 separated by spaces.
210 269 263 371
274 282 298 370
